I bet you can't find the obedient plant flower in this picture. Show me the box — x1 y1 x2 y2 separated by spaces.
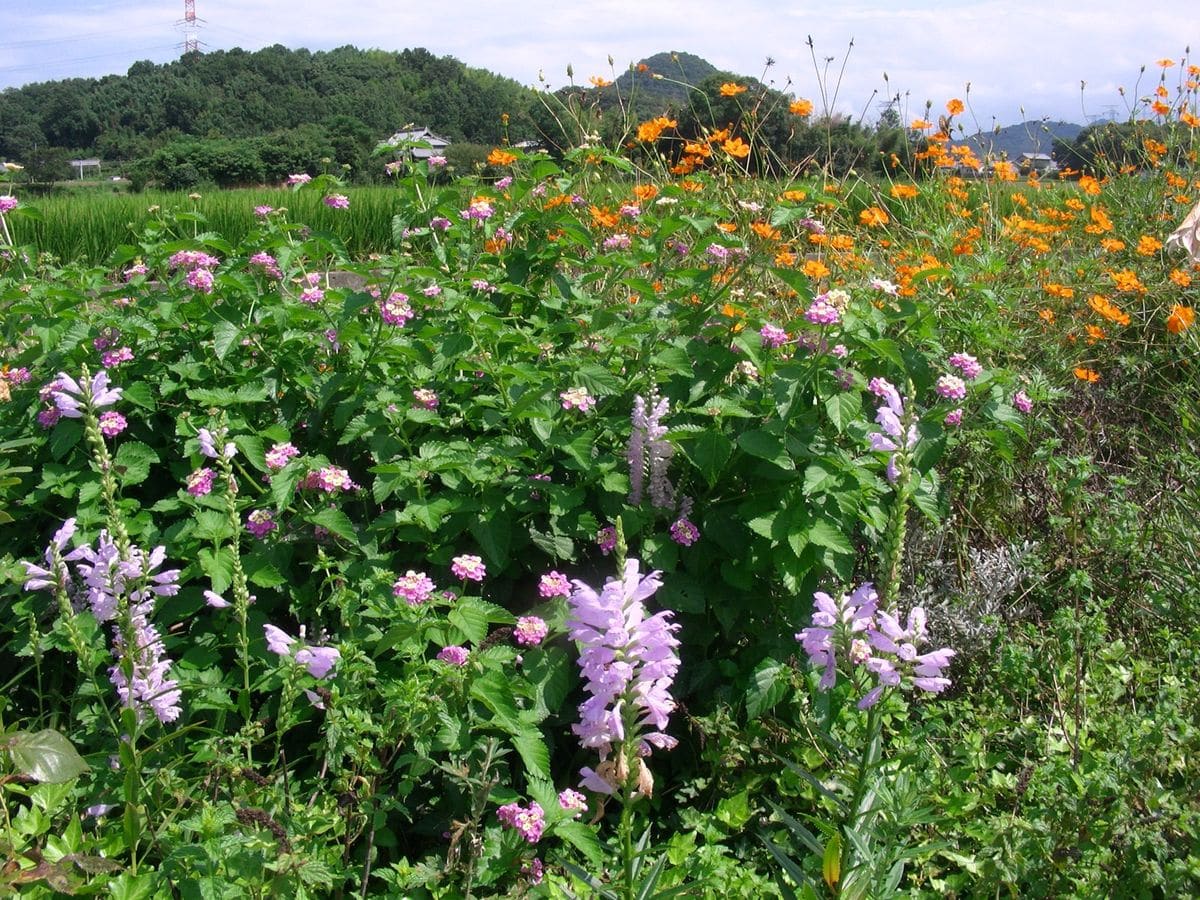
866 377 918 483
21 518 77 594
627 393 673 507
796 582 955 709
197 427 236 460
264 623 340 678
566 558 681 796
50 370 122 419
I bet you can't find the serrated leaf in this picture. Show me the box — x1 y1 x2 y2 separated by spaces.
684 429 732 488
198 546 234 594
746 657 789 719
807 519 853 554
211 320 240 361
824 392 861 434
114 441 158 487
469 671 523 734
511 729 550 781
556 821 605 867
9 729 90 783
738 428 794 470
306 507 356 542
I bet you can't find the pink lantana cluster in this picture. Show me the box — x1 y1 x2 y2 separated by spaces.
497 801 545 844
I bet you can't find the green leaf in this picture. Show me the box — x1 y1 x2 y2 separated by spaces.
469 671 523 734
114 441 159 487
8 729 90 783
556 821 605 866
306 507 356 542
211 320 240 361
198 546 234 594
824 392 861 434
470 513 511 569
511 729 551 781
746 657 789 719
683 430 733 488
807 519 853 555
738 428 794 471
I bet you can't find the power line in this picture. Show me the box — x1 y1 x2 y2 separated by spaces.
0 44 180 76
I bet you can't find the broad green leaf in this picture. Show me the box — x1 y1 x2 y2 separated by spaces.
307 507 356 542
824 392 861 434
738 428 794 471
8 729 90 783
470 671 523 734
684 429 733 488
114 441 159 487
511 729 551 781
746 657 789 719
211 320 240 361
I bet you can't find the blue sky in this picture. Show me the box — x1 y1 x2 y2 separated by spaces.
0 0 1188 129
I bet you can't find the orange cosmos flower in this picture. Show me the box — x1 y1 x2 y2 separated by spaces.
1074 367 1101 382
1039 308 1056 324
1167 304 1195 333
678 180 704 193
1086 206 1114 234
751 221 781 240
946 98 965 115
632 184 659 201
487 148 517 166
1169 268 1192 287
859 206 889 227
1099 237 1125 252
993 161 1018 182
722 137 751 158
1158 58 1175 67
1078 175 1103 196
1152 100 1171 117
781 189 807 202
707 127 731 144
1044 283 1074 299
1137 235 1163 255
716 222 737 233
1085 324 1106 342
1110 269 1146 293
683 141 712 158
589 206 619 229
1088 294 1132 326
589 76 613 88
720 82 747 96
910 119 932 130
774 249 796 266
890 184 919 199
802 259 831 278
790 98 814 116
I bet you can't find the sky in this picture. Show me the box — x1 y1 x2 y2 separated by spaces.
0 0 1190 130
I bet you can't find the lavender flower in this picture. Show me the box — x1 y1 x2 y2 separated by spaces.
323 194 350 210
21 518 77 594
1013 390 1033 414
866 378 918 483
760 323 789 349
246 509 276 538
796 582 954 708
627 393 673 507
566 558 680 795
264 623 296 656
295 645 340 679
50 370 122 419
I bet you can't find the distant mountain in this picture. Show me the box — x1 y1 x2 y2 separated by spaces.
953 120 1084 161
614 51 718 108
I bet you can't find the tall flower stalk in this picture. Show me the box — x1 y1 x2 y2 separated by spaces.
565 521 680 898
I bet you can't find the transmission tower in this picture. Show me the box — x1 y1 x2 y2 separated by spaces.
177 0 203 56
